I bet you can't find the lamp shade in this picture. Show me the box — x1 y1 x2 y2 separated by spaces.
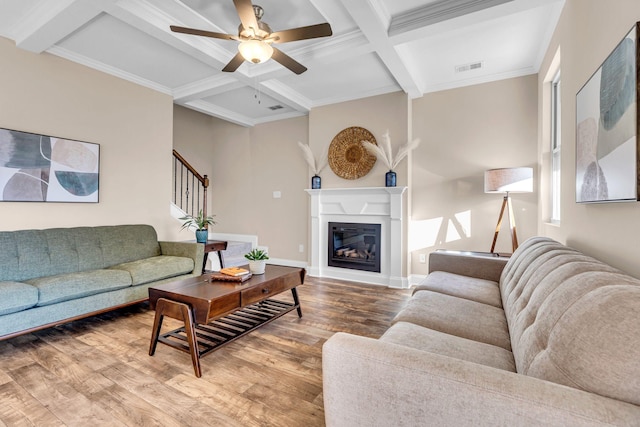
484 167 533 193
238 40 273 64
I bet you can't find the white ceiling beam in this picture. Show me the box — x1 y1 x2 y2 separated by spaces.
339 0 422 98
389 0 563 44
174 75 245 103
13 0 116 53
259 80 312 111
389 0 514 37
183 100 256 127
253 110 308 125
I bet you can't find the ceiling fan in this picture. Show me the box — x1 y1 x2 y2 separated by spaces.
170 0 332 74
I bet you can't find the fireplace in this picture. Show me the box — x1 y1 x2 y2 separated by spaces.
306 186 408 288
328 222 381 273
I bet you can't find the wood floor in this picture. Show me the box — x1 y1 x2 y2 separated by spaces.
0 276 412 427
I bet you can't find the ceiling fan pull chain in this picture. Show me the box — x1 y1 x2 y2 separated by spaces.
254 75 261 105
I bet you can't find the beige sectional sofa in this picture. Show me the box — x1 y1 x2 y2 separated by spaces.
323 237 640 426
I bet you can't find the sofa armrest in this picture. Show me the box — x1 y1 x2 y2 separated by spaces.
322 333 640 427
428 251 508 282
159 241 204 274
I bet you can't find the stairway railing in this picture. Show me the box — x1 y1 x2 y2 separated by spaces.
172 149 209 219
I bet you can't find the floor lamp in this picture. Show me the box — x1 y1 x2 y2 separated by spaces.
484 167 533 254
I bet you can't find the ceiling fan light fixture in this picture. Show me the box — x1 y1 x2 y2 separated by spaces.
238 39 273 64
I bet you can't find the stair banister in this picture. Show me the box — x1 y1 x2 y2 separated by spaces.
172 149 209 219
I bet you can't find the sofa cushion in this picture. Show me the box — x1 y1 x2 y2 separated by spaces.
520 272 640 407
0 224 162 282
508 259 620 370
414 271 502 308
381 321 516 372
109 256 194 286
26 269 132 306
0 281 39 315
393 290 511 351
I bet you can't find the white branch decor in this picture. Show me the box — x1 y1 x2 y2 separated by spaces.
362 130 421 170
297 141 327 175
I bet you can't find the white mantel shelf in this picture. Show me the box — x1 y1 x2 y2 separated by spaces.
305 186 408 289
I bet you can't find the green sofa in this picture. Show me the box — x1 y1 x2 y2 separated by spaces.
0 224 203 340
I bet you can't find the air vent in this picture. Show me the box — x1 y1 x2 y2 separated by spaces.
267 104 284 111
455 61 483 73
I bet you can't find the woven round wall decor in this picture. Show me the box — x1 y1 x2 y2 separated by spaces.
328 127 377 180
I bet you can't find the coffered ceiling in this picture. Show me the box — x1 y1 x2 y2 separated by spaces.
0 0 564 127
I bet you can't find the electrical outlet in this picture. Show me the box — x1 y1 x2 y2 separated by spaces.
273 191 281 199
419 254 426 263
299 244 304 253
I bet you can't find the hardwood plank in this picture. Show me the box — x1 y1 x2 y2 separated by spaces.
0 380 64 426
90 385 193 427
8 364 126 426
0 276 411 426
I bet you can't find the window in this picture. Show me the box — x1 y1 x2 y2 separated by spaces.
550 71 561 222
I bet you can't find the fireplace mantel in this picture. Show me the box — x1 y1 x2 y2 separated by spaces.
305 187 408 288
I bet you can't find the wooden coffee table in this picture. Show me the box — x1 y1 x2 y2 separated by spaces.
148 265 305 377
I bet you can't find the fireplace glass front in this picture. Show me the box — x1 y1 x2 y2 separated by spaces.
328 222 381 273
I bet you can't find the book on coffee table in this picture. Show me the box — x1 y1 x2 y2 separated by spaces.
220 267 250 277
209 271 253 282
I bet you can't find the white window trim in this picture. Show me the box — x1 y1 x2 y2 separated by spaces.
550 70 561 223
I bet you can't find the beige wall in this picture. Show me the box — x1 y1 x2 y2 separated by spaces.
176 84 539 276
174 106 309 261
309 92 409 188
174 92 411 264
537 0 640 278
0 37 177 239
410 76 539 275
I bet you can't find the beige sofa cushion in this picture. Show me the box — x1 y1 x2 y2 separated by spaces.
522 273 640 406
500 237 640 407
381 321 515 372
414 271 502 308
392 290 511 351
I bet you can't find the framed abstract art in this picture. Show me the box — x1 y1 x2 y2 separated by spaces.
0 128 99 203
576 22 640 203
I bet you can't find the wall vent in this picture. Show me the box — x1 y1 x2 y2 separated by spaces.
455 61 483 73
267 104 284 111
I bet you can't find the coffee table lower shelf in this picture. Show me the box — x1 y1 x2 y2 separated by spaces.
157 299 297 358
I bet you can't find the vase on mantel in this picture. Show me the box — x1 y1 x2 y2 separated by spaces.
385 170 397 187
311 175 322 189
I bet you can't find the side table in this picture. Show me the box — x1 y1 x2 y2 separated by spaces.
202 240 227 273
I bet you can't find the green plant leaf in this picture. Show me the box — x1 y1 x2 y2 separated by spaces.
244 248 269 260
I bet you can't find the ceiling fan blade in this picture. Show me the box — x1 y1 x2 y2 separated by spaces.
233 0 259 33
270 23 332 43
271 47 307 75
170 25 238 41
222 52 246 72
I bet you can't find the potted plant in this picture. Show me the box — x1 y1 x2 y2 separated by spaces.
244 248 269 275
179 210 216 243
